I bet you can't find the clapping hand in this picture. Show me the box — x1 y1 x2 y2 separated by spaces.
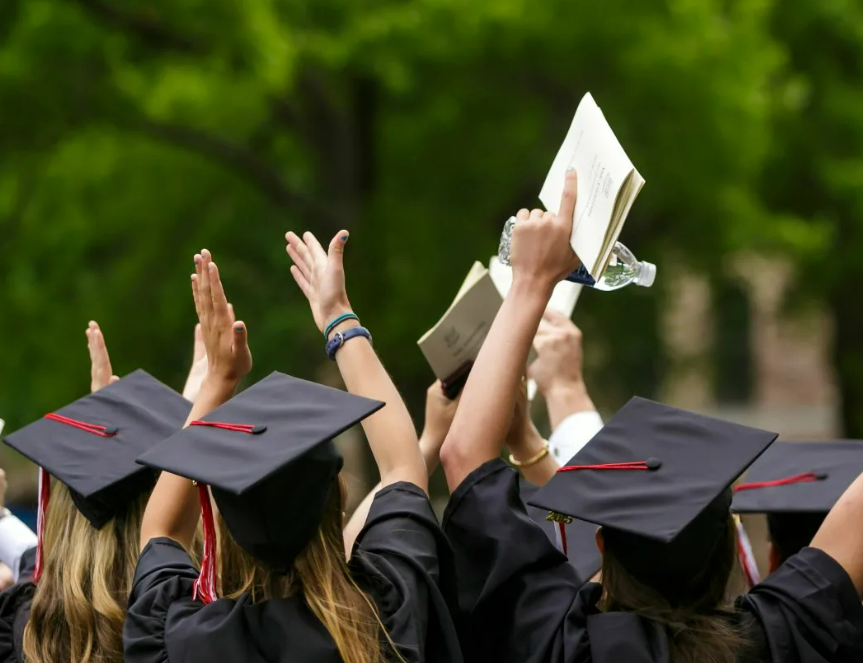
286 230 352 335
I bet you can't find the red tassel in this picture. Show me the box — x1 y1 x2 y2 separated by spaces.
733 471 823 492
43 413 117 437
189 421 266 435
557 459 662 473
33 468 51 583
193 484 218 604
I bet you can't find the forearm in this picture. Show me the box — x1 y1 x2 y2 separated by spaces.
811 470 863 595
545 380 597 431
343 431 443 557
442 280 551 491
140 379 236 551
334 329 426 491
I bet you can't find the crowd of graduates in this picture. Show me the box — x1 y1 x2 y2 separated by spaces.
0 172 861 662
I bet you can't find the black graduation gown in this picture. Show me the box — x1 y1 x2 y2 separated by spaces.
0 546 37 663
124 481 463 663
443 459 863 663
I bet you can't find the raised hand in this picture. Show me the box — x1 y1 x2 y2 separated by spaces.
191 249 251 387
510 169 581 290
285 230 352 334
85 321 119 392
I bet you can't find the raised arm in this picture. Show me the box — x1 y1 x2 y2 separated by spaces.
811 470 863 595
286 230 427 492
504 380 560 487
140 249 252 551
343 381 459 555
440 170 580 492
529 312 603 463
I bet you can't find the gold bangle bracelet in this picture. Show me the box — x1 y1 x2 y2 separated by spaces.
509 441 550 468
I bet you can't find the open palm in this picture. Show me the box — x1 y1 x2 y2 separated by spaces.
285 230 352 333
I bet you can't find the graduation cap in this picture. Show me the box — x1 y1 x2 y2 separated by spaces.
732 440 863 514
732 441 863 569
2 369 191 581
136 371 385 604
528 397 778 601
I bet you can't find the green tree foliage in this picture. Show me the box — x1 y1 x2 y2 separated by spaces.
0 0 787 451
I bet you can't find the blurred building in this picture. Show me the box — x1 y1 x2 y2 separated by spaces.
660 254 839 572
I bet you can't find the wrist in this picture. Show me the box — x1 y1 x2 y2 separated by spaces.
511 273 557 302
545 380 596 430
199 375 239 401
507 428 547 462
326 317 360 342
322 303 354 333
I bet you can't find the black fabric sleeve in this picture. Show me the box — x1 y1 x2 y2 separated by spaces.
0 582 34 663
350 481 463 663
123 537 201 663
739 546 863 663
442 459 588 663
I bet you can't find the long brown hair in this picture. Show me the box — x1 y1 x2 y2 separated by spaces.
218 476 403 663
22 480 146 663
600 514 750 663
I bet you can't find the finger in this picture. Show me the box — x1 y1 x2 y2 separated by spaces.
199 249 213 325
290 265 312 297
208 263 231 329
286 232 315 275
286 243 312 281
557 168 578 222
227 303 236 324
516 208 530 221
327 230 348 268
109 375 120 384
303 231 327 262
191 273 202 323
529 208 544 223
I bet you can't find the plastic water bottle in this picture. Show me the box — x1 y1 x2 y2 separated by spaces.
497 216 656 290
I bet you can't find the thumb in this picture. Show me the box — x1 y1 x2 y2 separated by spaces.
232 321 249 352
328 230 349 266
109 375 120 384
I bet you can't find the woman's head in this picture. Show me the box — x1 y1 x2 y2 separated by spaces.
597 503 749 663
23 479 147 663
217 475 396 663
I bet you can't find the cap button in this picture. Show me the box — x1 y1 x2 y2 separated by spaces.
103 426 119 436
251 425 267 435
814 471 829 481
645 457 662 471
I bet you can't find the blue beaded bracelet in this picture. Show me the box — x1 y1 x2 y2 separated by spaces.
326 326 372 360
323 313 359 339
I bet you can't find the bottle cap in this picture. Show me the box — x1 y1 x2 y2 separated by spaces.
638 262 657 287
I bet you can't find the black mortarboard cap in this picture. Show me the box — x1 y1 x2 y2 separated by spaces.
528 397 779 603
732 440 863 515
529 397 779 543
137 371 385 581
3 369 190 529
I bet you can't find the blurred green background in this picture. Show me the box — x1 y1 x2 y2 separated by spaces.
2 0 863 507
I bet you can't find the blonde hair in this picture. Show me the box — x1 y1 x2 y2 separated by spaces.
217 477 403 663
22 480 146 663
